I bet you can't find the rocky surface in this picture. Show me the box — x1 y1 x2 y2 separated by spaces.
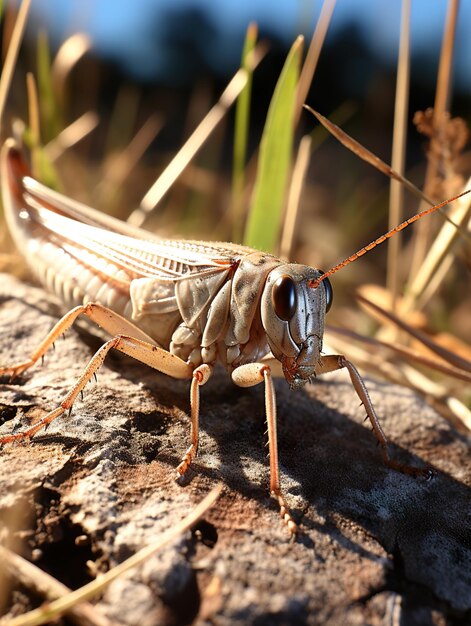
0 273 470 625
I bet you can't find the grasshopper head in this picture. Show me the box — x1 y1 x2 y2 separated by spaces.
261 265 333 389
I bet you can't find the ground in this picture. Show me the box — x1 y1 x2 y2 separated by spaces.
0 274 470 626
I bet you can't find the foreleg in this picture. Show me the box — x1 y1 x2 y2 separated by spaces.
318 355 432 478
176 364 213 476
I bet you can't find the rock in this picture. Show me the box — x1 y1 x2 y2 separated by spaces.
0 273 470 625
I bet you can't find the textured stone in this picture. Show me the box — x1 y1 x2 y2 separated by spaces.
0 273 470 625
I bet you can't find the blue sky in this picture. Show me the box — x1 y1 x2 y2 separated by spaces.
26 0 471 91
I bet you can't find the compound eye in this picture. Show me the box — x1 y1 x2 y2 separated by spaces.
272 275 297 321
319 270 333 313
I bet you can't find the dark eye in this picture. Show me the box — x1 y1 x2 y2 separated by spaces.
319 270 333 313
272 275 297 321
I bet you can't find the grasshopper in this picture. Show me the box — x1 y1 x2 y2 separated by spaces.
0 138 466 534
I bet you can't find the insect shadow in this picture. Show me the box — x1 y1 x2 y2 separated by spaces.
134 359 471 568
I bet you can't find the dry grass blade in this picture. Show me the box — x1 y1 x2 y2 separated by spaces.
356 292 471 373
305 105 469 239
410 0 460 272
404 174 471 309
135 68 248 221
387 0 411 308
434 0 460 112
44 111 99 161
295 0 336 123
129 44 267 226
414 250 453 310
98 113 163 206
26 73 40 144
305 105 435 205
279 134 311 259
1 485 222 626
26 72 41 178
397 362 471 431
0 547 112 626
52 33 92 104
434 0 459 115
309 188 471 288
0 0 31 131
104 86 140 156
113 114 162 179
327 324 471 383
324 332 411 389
325 328 471 431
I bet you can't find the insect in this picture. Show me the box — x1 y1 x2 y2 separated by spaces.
0 138 466 534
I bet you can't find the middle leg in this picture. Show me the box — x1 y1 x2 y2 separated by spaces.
232 362 297 535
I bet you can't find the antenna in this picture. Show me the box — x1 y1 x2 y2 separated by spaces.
308 189 471 289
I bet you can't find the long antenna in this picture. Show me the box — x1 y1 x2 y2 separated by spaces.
309 189 471 289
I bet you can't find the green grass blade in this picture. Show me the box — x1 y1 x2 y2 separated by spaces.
24 71 61 190
231 22 257 243
37 30 60 140
244 36 303 252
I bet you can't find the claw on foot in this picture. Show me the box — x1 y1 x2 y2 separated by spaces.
407 466 434 481
272 490 297 535
0 359 35 382
176 444 197 477
0 431 33 445
0 406 65 446
384 455 434 480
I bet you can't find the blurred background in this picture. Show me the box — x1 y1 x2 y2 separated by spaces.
19 0 471 90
